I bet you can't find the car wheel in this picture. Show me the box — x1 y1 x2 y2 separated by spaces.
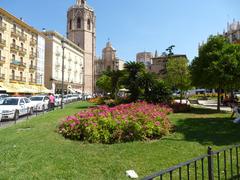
14 110 19 120
42 105 45 111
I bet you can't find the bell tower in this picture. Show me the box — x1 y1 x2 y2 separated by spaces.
67 0 96 94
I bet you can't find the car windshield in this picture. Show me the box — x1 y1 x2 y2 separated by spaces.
1 98 19 105
30 97 44 101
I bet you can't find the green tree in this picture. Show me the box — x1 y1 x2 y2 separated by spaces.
190 35 240 111
139 71 157 100
165 57 191 104
147 80 172 103
96 69 124 100
96 74 111 95
124 62 145 101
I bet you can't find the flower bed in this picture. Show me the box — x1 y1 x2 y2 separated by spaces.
59 102 172 144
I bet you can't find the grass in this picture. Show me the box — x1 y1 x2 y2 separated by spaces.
0 102 240 179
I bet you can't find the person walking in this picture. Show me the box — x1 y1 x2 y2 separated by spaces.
49 93 55 111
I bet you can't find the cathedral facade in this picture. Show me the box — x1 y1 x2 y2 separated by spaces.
67 0 96 94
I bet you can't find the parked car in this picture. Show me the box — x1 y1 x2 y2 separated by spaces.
30 96 49 111
54 94 62 107
0 94 9 104
0 97 32 120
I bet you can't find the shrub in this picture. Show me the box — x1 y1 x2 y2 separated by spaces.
170 102 191 113
88 97 105 105
59 102 172 144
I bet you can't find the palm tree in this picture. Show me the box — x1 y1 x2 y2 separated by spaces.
139 71 157 100
124 62 145 101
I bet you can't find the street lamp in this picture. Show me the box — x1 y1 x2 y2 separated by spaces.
61 38 66 109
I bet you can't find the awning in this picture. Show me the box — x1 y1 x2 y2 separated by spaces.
0 82 51 94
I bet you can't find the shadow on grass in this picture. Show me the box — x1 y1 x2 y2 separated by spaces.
188 107 229 114
74 105 96 110
175 116 240 146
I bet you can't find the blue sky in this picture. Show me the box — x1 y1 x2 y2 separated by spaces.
1 0 239 62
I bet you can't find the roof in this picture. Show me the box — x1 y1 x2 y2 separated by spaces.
0 8 45 36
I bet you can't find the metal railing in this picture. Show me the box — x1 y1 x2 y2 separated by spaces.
142 145 240 180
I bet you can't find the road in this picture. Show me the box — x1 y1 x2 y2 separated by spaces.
0 107 61 128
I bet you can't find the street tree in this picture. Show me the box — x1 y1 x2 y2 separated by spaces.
165 57 191 103
190 35 240 111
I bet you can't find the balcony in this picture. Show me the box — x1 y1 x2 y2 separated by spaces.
0 74 5 82
30 38 37 46
10 44 19 53
18 62 26 70
29 51 37 59
0 22 7 32
19 33 27 42
10 76 26 83
11 28 19 38
0 56 6 65
19 47 27 56
29 65 37 72
0 38 6 48
10 60 21 69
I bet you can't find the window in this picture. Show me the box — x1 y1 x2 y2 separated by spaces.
77 18 81 29
0 16 2 23
20 57 23 63
0 33 2 41
20 72 23 80
21 43 23 48
81 0 85 4
12 39 16 44
20 99 25 105
69 19 72 30
13 24 16 31
87 19 91 30
12 70 15 80
30 74 33 82
12 54 15 60
31 60 33 67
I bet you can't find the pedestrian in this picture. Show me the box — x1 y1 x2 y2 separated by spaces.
231 102 240 124
49 93 55 111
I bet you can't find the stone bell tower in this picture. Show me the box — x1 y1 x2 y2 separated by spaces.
67 0 96 94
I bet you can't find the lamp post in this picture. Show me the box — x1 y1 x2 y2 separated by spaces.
61 38 65 109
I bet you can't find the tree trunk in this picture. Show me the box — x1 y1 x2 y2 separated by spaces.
180 90 183 104
217 88 221 112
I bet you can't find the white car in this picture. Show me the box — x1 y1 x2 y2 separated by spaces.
54 94 62 107
30 96 49 111
0 97 32 120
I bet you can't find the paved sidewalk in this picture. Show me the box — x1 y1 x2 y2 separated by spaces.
174 99 232 112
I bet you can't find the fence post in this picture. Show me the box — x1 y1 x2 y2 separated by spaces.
208 146 214 180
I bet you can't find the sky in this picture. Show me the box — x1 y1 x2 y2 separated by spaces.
1 0 239 62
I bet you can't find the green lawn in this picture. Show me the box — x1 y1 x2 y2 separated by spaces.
0 102 239 179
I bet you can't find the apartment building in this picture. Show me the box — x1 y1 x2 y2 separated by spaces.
44 31 84 94
0 8 47 94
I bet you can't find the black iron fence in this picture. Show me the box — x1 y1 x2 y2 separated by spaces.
142 145 240 180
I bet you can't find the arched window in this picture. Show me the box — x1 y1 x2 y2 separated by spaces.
12 39 16 44
87 19 91 30
69 19 72 30
77 18 81 29
20 72 23 81
20 57 23 64
21 43 23 48
30 74 33 82
12 70 15 80
12 54 15 60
